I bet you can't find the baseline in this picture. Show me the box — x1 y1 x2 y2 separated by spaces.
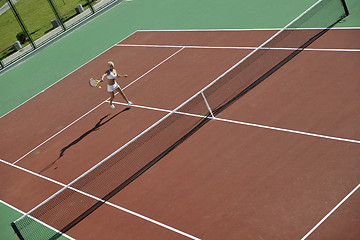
121 28 360 50
116 43 360 52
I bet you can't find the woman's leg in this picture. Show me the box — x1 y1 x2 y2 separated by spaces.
116 87 131 104
109 91 115 107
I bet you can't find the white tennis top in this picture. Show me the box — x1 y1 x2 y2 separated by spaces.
107 70 117 80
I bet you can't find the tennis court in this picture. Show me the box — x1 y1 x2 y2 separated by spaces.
1 0 360 239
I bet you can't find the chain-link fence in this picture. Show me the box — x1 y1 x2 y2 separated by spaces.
0 0 123 70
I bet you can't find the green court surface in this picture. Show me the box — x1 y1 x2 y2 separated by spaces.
0 202 22 240
0 0 359 239
0 201 70 240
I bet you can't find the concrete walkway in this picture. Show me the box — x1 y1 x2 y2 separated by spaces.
0 0 19 16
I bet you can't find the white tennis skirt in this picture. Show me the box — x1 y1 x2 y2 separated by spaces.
107 82 120 92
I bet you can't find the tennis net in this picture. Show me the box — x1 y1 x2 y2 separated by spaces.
11 0 349 239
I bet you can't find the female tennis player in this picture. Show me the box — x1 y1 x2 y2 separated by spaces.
101 61 132 108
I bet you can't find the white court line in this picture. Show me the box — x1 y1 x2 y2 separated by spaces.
12 47 184 165
116 43 360 52
218 118 360 144
111 101 360 144
0 159 201 240
136 27 360 32
116 43 255 49
137 28 282 32
301 183 360 240
107 100 208 119
0 199 26 215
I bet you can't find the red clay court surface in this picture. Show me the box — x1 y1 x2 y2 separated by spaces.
1 29 360 239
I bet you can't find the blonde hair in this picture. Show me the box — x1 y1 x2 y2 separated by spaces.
107 61 114 67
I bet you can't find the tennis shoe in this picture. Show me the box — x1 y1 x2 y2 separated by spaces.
110 104 115 109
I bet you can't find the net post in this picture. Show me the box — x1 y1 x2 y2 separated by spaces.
200 92 215 119
340 0 349 16
11 222 24 240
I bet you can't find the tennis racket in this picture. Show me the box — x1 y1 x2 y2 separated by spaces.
89 78 101 87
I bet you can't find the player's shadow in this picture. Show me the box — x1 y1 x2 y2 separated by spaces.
39 107 130 174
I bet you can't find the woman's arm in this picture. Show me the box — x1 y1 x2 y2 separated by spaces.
113 69 126 78
117 71 127 78
101 70 109 81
